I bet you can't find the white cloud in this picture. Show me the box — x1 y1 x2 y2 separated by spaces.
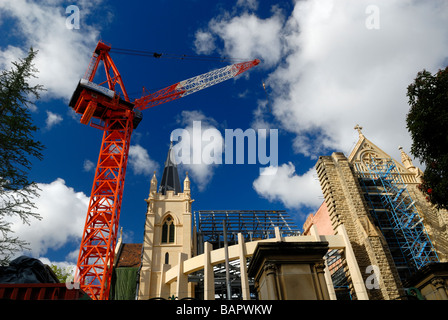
172 110 224 191
273 0 448 159
236 0 259 11
194 9 284 67
194 30 216 55
0 0 102 101
197 0 448 208
83 159 95 172
253 163 322 209
128 144 159 176
38 256 75 273
45 110 63 129
4 178 89 259
0 45 26 73
197 0 448 158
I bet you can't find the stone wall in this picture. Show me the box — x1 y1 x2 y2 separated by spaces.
316 152 403 300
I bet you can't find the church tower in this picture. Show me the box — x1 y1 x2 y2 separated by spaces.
138 142 193 299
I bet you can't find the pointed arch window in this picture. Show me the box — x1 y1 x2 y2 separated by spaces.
161 216 175 244
165 252 169 264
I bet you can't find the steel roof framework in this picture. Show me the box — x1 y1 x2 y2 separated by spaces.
194 210 301 246
192 210 301 299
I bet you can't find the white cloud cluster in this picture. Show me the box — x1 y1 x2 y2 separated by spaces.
253 163 322 209
128 144 160 176
236 0 259 11
172 110 224 191
5 178 89 260
45 111 63 130
194 31 216 55
0 0 101 101
83 159 95 172
266 0 448 158
194 7 284 67
195 0 448 210
0 0 107 266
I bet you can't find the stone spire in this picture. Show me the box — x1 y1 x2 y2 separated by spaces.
183 171 190 194
159 141 181 195
398 146 423 181
149 171 158 195
398 146 416 171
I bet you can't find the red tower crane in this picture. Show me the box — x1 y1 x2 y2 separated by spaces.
69 40 259 300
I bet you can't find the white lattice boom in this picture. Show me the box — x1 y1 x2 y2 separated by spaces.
134 59 260 111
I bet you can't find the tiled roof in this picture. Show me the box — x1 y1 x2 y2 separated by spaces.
116 243 142 268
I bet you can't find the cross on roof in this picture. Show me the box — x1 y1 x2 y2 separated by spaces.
354 124 364 136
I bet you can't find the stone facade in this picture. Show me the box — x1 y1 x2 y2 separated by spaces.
348 127 448 264
404 262 448 300
138 171 194 299
310 126 448 300
248 241 331 300
406 183 448 263
316 152 403 300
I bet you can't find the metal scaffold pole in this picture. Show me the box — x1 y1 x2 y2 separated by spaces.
360 157 439 278
223 219 232 300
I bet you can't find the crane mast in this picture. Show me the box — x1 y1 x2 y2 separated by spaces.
69 40 259 300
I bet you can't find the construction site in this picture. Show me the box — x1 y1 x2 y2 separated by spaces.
1 40 447 301
111 124 448 301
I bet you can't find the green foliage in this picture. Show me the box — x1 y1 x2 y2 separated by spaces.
406 66 448 209
50 264 73 283
0 48 45 265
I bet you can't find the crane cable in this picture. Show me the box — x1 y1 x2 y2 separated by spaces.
110 47 250 63
109 47 262 102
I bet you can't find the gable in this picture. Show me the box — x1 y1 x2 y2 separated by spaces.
348 134 411 176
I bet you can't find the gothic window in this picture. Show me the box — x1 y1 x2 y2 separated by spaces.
165 252 169 264
161 216 175 244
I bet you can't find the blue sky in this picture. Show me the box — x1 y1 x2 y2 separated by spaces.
1 0 447 268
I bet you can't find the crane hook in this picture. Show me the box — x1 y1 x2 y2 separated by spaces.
262 81 271 113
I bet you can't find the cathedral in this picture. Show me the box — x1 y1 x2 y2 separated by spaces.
303 125 448 300
110 126 448 300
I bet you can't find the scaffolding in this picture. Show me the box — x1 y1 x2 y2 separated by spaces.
325 249 352 300
355 158 439 281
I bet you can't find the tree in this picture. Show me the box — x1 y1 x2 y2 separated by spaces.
0 48 45 265
406 66 448 209
50 264 74 283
